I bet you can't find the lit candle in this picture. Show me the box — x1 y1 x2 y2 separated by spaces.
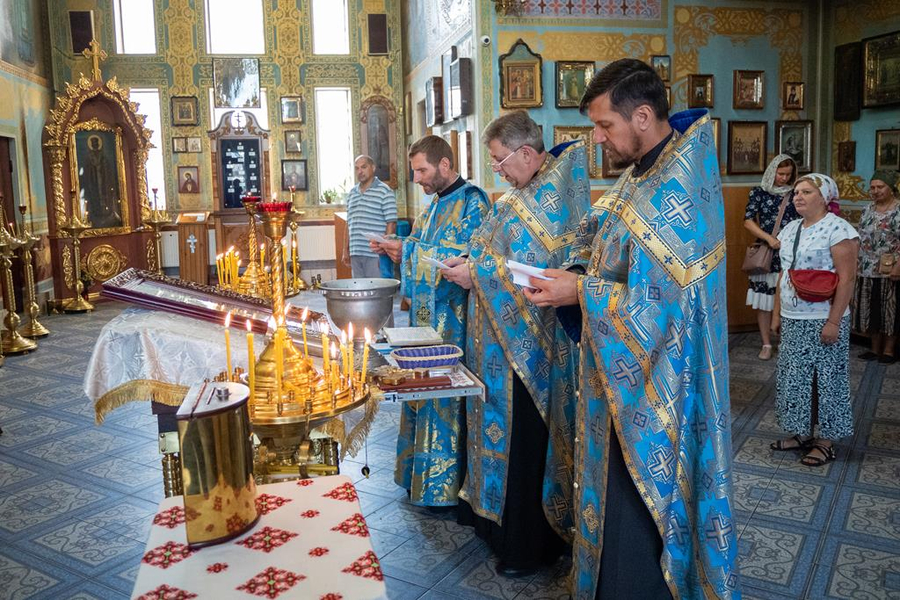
340 330 349 379
246 319 255 399
281 240 289 288
224 312 233 379
321 322 329 373
292 239 299 289
348 323 354 384
216 254 224 286
300 307 309 357
260 243 266 272
330 345 338 390
360 328 371 384
233 251 240 284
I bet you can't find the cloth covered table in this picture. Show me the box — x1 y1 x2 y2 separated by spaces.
131 476 387 600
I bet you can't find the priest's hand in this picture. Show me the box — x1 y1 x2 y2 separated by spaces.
369 240 385 255
522 269 579 307
442 258 472 290
380 240 403 263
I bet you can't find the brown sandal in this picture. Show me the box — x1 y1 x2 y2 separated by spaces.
770 435 813 451
801 442 835 467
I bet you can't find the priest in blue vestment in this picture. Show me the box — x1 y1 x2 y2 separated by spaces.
372 135 490 507
525 59 740 599
442 111 588 575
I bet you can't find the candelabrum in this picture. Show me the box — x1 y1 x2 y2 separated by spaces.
17 205 49 338
0 226 37 354
143 209 174 276
236 196 270 299
59 202 94 313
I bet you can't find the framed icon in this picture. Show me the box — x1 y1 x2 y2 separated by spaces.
775 120 814 173
782 81 804 110
172 137 187 153
651 55 671 82
280 96 304 124
171 96 199 126
727 121 768 175
553 126 597 177
187 137 202 153
499 39 543 109
555 61 595 108
687 74 714 108
875 129 900 171
837 141 856 172
284 130 302 153
281 159 308 191
177 166 200 194
863 31 900 108
733 70 765 109
213 58 260 109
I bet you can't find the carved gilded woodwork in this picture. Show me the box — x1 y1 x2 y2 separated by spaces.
85 244 129 282
146 238 158 273
62 246 73 290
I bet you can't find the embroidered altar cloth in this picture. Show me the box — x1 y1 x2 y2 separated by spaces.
131 476 387 600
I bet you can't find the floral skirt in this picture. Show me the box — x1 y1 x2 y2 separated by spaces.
746 272 778 312
852 276 899 336
776 315 853 440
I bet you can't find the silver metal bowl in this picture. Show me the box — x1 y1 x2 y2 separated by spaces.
319 278 399 339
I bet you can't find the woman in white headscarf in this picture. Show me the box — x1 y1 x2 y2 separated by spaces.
743 154 800 360
771 174 859 466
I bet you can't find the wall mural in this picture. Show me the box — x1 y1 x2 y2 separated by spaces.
517 0 663 20
402 0 471 73
0 0 47 78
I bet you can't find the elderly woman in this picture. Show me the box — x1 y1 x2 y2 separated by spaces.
771 174 859 466
853 170 900 363
744 155 799 360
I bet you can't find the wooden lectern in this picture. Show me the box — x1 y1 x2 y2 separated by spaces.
175 212 211 284
333 211 351 279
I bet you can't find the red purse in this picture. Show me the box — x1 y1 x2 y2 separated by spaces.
787 224 838 303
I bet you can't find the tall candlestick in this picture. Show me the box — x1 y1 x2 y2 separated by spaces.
330 345 339 390
361 328 371 384
216 254 224 286
259 243 266 273
224 312 233 379
246 320 255 400
300 307 308 357
321 322 329 373
292 239 298 290
340 330 349 379
233 251 240 284
281 240 288 288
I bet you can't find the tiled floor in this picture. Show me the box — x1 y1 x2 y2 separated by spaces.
0 302 898 599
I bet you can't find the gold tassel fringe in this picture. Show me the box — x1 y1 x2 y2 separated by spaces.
94 379 189 424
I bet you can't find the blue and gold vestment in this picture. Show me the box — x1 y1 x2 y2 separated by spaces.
395 181 490 506
569 110 740 599
459 141 589 537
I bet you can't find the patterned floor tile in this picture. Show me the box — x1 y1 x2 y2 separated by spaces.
0 480 106 533
0 414 81 448
366 500 462 540
839 489 900 543
0 545 80 600
380 529 482 588
357 489 397 517
352 466 409 500
0 456 39 487
384 575 429 600
874 395 900 420
77 497 159 544
878 377 900 395
23 428 136 466
82 458 163 491
515 561 572 600
853 452 900 490
867 421 900 451
732 470 826 525
370 525 409 559
0 404 25 422
50 579 130 599
433 545 534 599
737 522 817 595
32 520 143 568
810 539 900 599
0 374 62 395
21 382 90 409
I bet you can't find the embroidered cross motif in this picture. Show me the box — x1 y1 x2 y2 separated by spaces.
500 303 519 326
541 190 561 212
647 446 676 481
666 513 689 546
705 513 734 553
548 494 568 521
486 484 503 508
661 191 694 227
611 357 641 388
485 422 504 444
236 526 298 553
186 234 198 254
487 355 503 379
237 566 306 597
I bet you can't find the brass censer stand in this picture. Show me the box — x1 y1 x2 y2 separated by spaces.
17 203 49 338
0 225 37 354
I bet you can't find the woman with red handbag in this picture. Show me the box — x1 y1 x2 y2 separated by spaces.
743 155 800 360
770 174 859 467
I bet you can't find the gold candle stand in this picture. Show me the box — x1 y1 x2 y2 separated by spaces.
0 227 36 354
236 197 270 299
17 205 49 338
59 205 94 313
286 209 309 294
143 209 173 276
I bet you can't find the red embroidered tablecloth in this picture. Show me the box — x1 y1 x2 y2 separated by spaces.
131 476 387 600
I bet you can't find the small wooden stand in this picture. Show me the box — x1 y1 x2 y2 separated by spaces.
176 212 211 284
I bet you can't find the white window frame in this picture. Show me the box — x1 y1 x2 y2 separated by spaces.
112 0 157 54
204 0 265 55
129 88 167 209
311 0 350 55
314 87 354 202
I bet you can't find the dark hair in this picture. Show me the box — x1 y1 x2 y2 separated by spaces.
579 58 668 121
776 158 797 184
408 135 454 169
481 110 545 153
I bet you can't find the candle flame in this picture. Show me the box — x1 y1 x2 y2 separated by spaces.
331 345 337 358
364 328 371 342
224 312 232 328
348 323 354 339
341 330 346 344
246 319 252 332
301 307 308 321
267 316 276 330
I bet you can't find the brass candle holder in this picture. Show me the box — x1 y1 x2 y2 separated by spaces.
0 226 36 354
236 196 270 299
286 208 309 294
143 209 173 276
17 204 48 338
59 198 94 313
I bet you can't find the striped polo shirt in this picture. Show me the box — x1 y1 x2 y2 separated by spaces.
347 177 397 258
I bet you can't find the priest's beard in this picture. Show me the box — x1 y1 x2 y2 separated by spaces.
604 130 642 169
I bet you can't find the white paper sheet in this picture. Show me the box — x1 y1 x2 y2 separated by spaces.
421 255 451 269
506 259 553 287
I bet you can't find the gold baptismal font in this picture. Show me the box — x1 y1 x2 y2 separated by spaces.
246 201 369 481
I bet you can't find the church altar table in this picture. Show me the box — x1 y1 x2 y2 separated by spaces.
131 476 387 600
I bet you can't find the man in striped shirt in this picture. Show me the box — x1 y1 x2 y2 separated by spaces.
343 155 398 280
